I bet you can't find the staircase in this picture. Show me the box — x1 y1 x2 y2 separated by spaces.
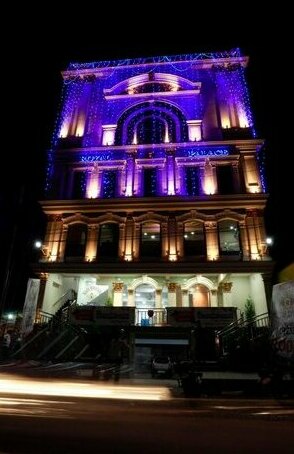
13 291 90 362
216 312 271 370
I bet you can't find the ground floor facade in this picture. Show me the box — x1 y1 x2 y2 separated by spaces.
36 271 268 322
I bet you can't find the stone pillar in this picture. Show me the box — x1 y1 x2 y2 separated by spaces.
155 289 162 308
85 224 98 261
203 159 217 195
205 221 219 261
210 289 218 307
176 222 184 258
219 282 233 307
86 163 99 199
161 221 168 260
182 289 189 307
123 216 134 261
165 149 176 195
232 162 241 193
239 220 250 261
58 224 68 262
125 151 137 196
168 217 177 261
112 282 124 307
133 223 140 260
35 273 49 322
128 289 135 307
168 283 177 306
246 211 260 260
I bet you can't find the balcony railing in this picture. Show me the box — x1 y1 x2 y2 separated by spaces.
135 308 167 326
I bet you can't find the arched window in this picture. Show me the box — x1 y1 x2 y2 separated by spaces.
136 116 166 144
135 283 156 308
98 223 119 259
184 222 205 258
189 284 210 307
115 101 188 145
218 220 241 258
141 222 161 258
64 223 87 261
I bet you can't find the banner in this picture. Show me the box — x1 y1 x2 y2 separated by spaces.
21 278 40 337
271 281 294 362
167 307 237 328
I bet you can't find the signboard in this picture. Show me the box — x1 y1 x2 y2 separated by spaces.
194 307 237 328
167 307 236 328
271 281 294 362
70 306 135 326
21 278 40 337
167 308 195 326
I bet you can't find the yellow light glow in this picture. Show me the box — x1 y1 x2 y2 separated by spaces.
164 125 170 143
76 118 85 137
102 125 116 146
238 110 248 128
203 159 216 195
133 130 138 145
0 375 170 401
169 254 177 261
187 120 202 141
203 177 216 195
59 122 70 138
170 84 179 92
221 115 231 129
87 177 99 199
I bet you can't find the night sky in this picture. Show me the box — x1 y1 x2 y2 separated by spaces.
1 15 291 313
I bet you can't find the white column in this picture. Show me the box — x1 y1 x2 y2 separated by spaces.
128 289 135 307
155 289 162 308
182 290 189 307
168 283 177 306
112 282 124 307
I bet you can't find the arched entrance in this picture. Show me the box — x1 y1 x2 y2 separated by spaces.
135 283 156 309
189 284 210 307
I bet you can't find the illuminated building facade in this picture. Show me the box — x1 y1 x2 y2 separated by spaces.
32 49 273 360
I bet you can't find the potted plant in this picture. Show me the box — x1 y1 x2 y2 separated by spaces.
244 296 256 321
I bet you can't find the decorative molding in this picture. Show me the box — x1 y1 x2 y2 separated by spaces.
219 282 233 292
112 282 124 292
168 283 177 292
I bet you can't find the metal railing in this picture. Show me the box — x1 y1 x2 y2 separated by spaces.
135 308 167 326
216 312 270 356
53 289 77 310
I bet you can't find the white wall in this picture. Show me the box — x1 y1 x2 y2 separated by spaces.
229 274 267 317
249 274 267 314
229 276 250 316
42 274 79 314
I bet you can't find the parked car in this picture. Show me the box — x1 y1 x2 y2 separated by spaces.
151 356 173 377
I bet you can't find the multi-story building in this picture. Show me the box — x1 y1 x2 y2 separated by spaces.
30 49 273 364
